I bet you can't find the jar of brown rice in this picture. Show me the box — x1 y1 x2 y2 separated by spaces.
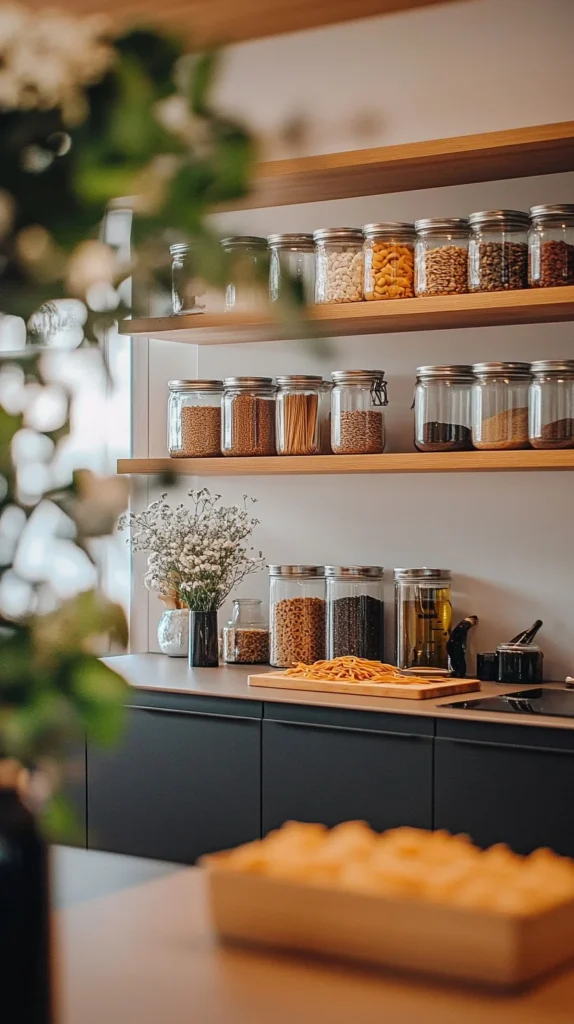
168 380 223 458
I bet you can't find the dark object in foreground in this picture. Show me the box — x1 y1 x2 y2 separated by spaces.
447 615 478 677
188 609 219 667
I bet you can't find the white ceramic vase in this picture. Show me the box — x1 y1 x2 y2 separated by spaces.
157 608 189 657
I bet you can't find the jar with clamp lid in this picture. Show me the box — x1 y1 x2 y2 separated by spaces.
331 370 388 454
222 377 276 456
326 566 385 661
528 205 574 287
170 243 206 314
414 365 474 452
313 228 364 303
269 565 326 668
415 218 469 296
529 359 574 449
221 236 269 312
222 599 269 664
471 362 531 451
468 210 529 292
268 233 315 305
363 222 415 300
394 568 452 671
168 379 223 458
276 375 323 455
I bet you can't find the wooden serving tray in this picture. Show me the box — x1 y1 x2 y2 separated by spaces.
248 671 480 700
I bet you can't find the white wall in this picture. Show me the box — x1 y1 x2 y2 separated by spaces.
137 0 574 679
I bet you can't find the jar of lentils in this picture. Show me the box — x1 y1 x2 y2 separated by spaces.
529 359 574 449
167 379 223 458
222 599 270 664
528 205 574 287
326 566 385 661
331 369 388 455
363 222 415 300
268 233 315 305
221 236 269 312
468 210 529 291
276 375 323 455
413 365 474 452
414 218 469 296
471 362 532 451
313 228 364 303
269 565 326 668
222 377 276 457
170 243 206 314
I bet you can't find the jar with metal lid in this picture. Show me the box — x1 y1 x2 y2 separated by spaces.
222 377 276 457
394 568 452 671
468 210 529 292
497 643 543 684
528 205 574 287
170 243 206 314
331 370 388 455
471 362 531 451
363 222 415 301
276 375 323 455
414 218 469 296
326 566 384 661
313 228 364 304
269 565 326 668
221 236 269 312
413 365 474 452
222 599 269 664
268 233 315 305
529 359 574 449
167 379 223 458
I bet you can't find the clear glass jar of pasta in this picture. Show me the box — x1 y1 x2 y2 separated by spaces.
363 222 415 300
313 228 364 303
269 565 326 668
221 377 276 457
275 375 323 455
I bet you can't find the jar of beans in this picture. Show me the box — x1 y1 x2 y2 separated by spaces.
170 243 206 314
414 218 469 297
222 377 276 457
221 236 269 312
276 375 323 455
363 222 415 300
269 565 326 668
313 228 364 303
471 362 532 451
413 365 474 452
528 205 574 288
331 369 388 455
325 566 384 661
529 359 574 450
222 599 270 664
268 233 315 305
468 210 529 291
167 379 223 458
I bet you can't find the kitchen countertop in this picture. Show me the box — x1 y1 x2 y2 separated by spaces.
103 654 574 731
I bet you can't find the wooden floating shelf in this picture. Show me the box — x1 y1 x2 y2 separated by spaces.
117 451 574 477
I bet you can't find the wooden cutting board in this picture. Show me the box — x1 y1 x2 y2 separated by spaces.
248 672 480 700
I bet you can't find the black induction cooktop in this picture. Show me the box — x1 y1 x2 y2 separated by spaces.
444 688 574 718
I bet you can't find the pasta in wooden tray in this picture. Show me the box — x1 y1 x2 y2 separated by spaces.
285 655 425 683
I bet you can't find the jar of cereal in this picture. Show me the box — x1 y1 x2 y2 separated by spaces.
313 228 364 303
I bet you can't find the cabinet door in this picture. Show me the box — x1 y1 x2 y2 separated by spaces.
88 703 261 864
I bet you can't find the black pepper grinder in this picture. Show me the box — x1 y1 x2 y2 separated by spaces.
447 615 478 678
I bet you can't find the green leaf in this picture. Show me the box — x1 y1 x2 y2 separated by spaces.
41 792 83 844
190 51 220 116
70 658 127 746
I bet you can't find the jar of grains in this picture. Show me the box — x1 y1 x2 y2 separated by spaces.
170 243 206 314
222 377 276 457
276 375 323 455
269 565 326 668
528 205 574 288
468 210 529 291
222 599 270 664
313 228 364 303
414 218 469 296
325 566 385 661
268 233 315 305
529 359 574 449
363 222 416 300
167 379 223 458
471 362 532 451
413 365 474 452
221 236 269 312
331 369 388 455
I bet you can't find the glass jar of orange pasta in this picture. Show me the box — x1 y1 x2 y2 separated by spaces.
363 223 416 300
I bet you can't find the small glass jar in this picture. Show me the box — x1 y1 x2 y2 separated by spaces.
167 379 223 458
268 233 315 305
363 222 415 300
221 236 269 312
468 210 529 292
413 365 474 452
394 568 452 671
276 375 323 455
170 244 206 314
313 228 364 304
529 359 574 449
415 218 469 297
222 599 270 664
528 204 574 287
326 566 384 661
497 643 543 684
331 369 388 455
269 565 326 668
472 362 532 451
222 377 276 457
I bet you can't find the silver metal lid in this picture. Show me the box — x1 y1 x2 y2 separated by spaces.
170 243 192 256
496 643 542 653
268 565 324 577
416 364 474 380
468 210 529 229
415 218 469 236
362 222 416 240
394 568 451 582
267 233 314 251
313 227 363 243
472 362 532 378
168 379 223 392
530 359 574 374
324 566 384 578
331 369 385 385
223 376 275 391
530 204 574 221
220 236 268 249
275 374 323 389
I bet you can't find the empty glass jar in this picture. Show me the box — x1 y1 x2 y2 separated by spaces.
314 228 364 303
472 362 531 451
326 566 385 660
415 218 469 296
529 359 574 449
394 568 452 671
414 365 474 452
331 369 388 455
222 599 270 664
276 375 323 455
268 233 315 305
170 243 206 314
468 210 529 292
363 222 415 300
167 379 223 458
269 565 326 668
528 205 574 287
221 236 269 312
221 377 276 457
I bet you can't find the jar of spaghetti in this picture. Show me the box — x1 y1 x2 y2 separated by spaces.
276 375 323 455
222 377 276 457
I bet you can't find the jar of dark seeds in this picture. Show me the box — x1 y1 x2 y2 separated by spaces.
471 362 532 451
468 210 529 291
528 205 574 288
167 379 223 458
269 565 326 669
529 360 574 449
331 369 388 455
222 599 270 664
326 566 385 661
222 377 276 457
413 365 474 452
415 218 469 296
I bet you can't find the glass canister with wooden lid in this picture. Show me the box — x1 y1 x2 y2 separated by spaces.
394 568 452 671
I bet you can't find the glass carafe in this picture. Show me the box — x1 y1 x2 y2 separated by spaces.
222 599 269 664
394 568 452 671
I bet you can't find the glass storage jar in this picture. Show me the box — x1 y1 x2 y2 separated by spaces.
222 599 270 664
413 365 474 452
363 222 415 300
468 210 529 291
170 243 206 314
269 565 326 669
268 233 315 305
276 375 323 455
394 568 452 671
325 566 384 661
313 228 364 303
528 204 574 287
222 377 276 457
414 218 469 296
221 236 269 312
331 369 388 455
529 359 574 449
471 362 531 451
167 379 223 458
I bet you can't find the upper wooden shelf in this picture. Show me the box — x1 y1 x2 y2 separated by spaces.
120 287 574 345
